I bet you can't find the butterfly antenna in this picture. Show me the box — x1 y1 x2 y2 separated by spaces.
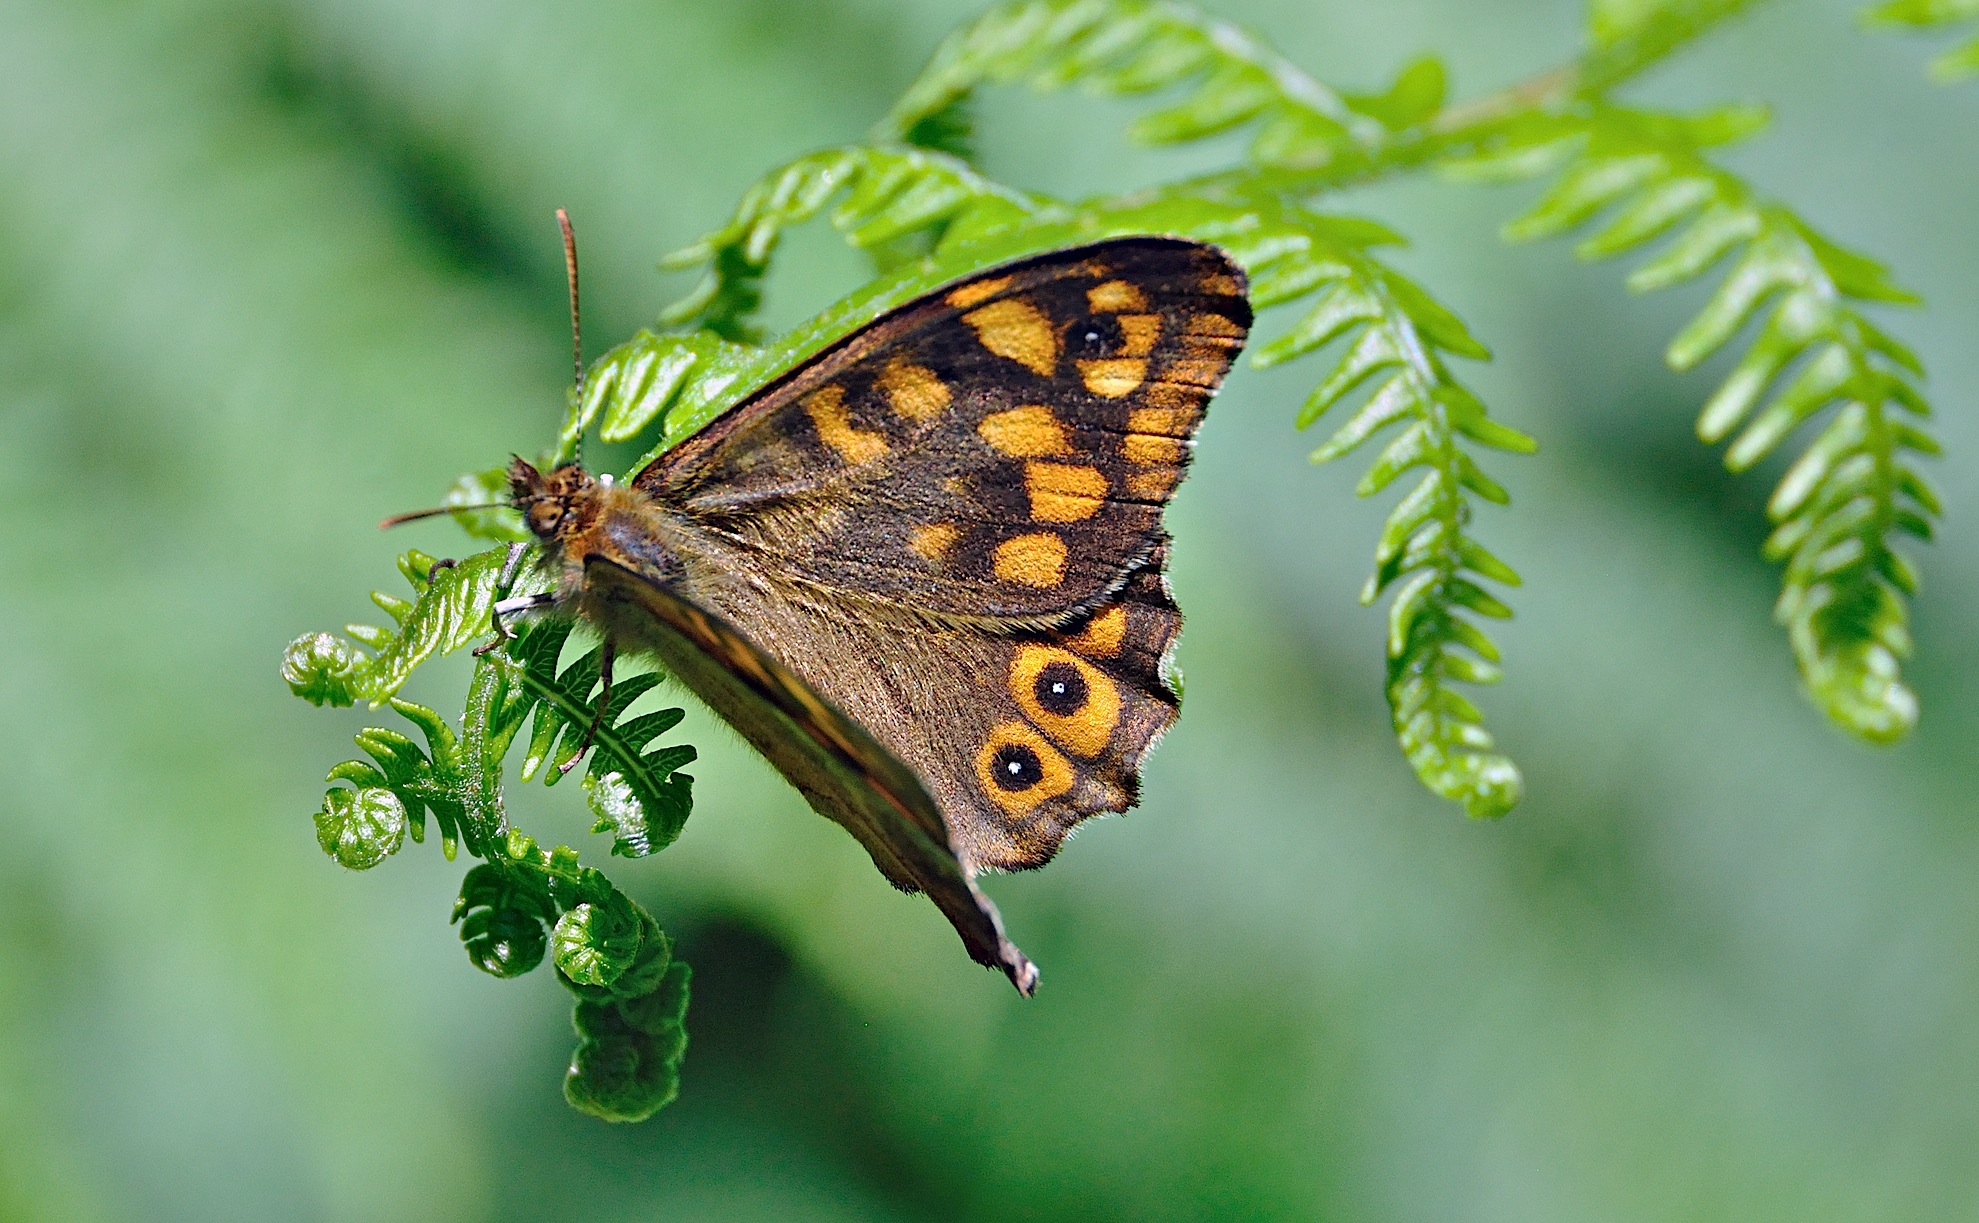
379 503 507 530
557 207 584 467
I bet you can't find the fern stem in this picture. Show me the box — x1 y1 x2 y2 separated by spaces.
488 651 657 792
1578 0 1775 93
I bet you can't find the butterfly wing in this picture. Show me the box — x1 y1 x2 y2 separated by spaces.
834 551 1187 873
635 236 1250 625
581 555 1038 994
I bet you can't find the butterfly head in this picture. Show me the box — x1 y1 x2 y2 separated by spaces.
508 457 604 544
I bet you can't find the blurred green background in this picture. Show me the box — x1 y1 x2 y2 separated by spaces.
3 1 1977 1219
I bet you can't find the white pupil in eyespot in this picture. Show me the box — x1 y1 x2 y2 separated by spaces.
1084 330 1100 343
1051 681 1066 694
1006 761 1021 774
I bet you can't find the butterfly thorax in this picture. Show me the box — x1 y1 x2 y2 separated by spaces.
509 456 684 601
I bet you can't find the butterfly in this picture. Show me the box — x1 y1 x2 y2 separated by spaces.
501 236 1251 994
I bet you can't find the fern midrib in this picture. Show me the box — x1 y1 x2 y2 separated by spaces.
1376 276 1472 732
1154 0 1770 202
493 653 675 804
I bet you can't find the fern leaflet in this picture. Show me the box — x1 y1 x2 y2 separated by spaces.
289 551 695 1120
1863 0 1979 80
1447 103 1938 740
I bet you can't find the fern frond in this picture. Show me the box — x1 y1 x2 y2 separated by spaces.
457 834 691 1121
281 548 545 708
659 145 1056 341
874 0 1413 176
576 328 760 456
1241 206 1533 818
288 558 695 1120
1863 0 1979 80
1454 103 1937 741
500 620 698 859
1582 0 1767 89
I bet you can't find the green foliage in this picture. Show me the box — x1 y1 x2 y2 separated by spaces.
286 0 1959 1121
509 620 698 859
1246 213 1534 817
282 548 543 709
288 551 695 1119
656 144 1051 341
871 0 1396 175
1449 102 1938 740
1863 0 1979 80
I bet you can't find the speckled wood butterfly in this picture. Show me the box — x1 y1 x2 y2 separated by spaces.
504 237 1250 993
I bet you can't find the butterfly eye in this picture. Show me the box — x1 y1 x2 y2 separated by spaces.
990 743 1045 791
1033 661 1088 715
526 502 563 536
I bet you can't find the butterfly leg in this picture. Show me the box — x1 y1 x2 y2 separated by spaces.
474 542 543 656
558 635 615 776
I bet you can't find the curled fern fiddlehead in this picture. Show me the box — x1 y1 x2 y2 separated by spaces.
286 552 695 1120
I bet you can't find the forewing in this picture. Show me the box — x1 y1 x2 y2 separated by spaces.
581 556 1038 994
636 237 1250 623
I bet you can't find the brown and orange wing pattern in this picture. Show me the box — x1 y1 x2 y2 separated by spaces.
928 553 1185 872
636 237 1250 624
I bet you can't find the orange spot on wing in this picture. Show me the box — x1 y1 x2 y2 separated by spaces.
979 406 1072 457
1011 645 1122 758
1165 357 1228 389
1086 280 1148 312
1025 463 1108 523
876 358 951 422
1124 433 1184 465
909 523 959 564
1062 605 1126 658
964 298 1060 376
1129 406 1198 438
1188 311 1246 338
946 275 1012 309
1126 469 1179 500
1079 358 1146 398
975 721 1074 815
803 385 888 465
1116 314 1163 357
993 532 1068 588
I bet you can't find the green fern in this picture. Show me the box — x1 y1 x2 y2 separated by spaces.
287 0 1960 1119
1245 211 1534 817
657 146 1536 815
651 0 1541 816
282 548 536 708
872 0 1395 174
1445 102 1937 741
288 551 695 1120
1863 0 1979 80
657 145 1052 343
